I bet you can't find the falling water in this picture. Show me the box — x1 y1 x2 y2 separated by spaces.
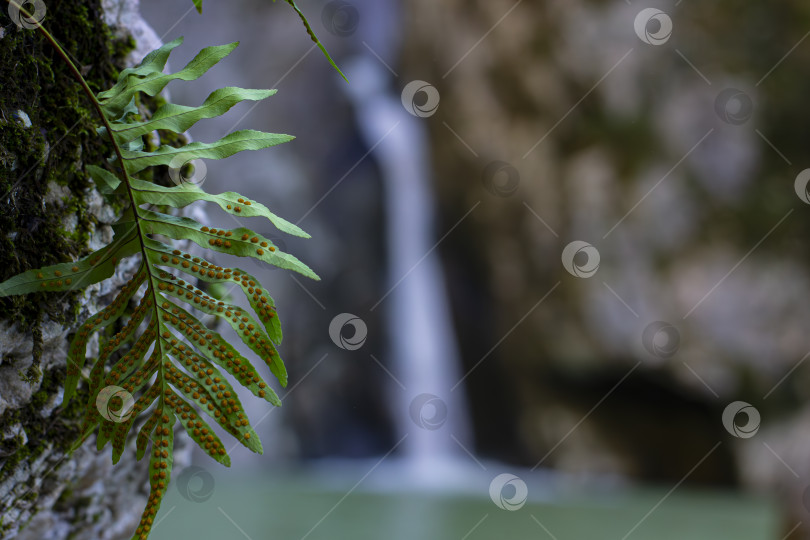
342 0 474 482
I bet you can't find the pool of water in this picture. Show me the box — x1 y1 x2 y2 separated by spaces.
148 463 780 540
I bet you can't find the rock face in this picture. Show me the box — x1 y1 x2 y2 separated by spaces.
398 0 810 535
0 1 190 538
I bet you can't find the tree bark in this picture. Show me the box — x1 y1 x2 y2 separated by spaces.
0 1 190 538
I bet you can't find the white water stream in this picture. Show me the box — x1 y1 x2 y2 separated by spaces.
342 32 473 481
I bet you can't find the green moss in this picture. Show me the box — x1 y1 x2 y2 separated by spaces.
55 485 74 506
0 0 135 342
0 439 29 480
30 388 49 410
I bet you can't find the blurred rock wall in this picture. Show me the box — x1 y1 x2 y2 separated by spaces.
399 0 810 535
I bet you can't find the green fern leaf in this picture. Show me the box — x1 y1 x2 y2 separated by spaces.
110 88 276 144
136 410 162 461
137 208 317 279
0 221 139 296
0 34 318 540
130 178 310 238
99 40 239 118
135 408 176 539
153 274 287 392
86 164 123 193
108 37 183 83
120 129 294 175
172 393 230 465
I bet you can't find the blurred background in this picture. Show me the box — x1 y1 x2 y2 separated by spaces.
134 0 810 538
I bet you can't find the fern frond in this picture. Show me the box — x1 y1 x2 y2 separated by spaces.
0 34 318 540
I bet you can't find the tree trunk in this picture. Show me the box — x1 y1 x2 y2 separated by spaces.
0 1 190 538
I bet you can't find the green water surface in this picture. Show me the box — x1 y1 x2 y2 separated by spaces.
148 470 780 540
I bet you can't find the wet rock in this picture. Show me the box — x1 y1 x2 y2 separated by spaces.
12 110 31 128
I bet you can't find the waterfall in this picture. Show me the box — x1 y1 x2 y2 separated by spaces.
341 3 474 481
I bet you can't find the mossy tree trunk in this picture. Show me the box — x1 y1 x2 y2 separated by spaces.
0 1 189 538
